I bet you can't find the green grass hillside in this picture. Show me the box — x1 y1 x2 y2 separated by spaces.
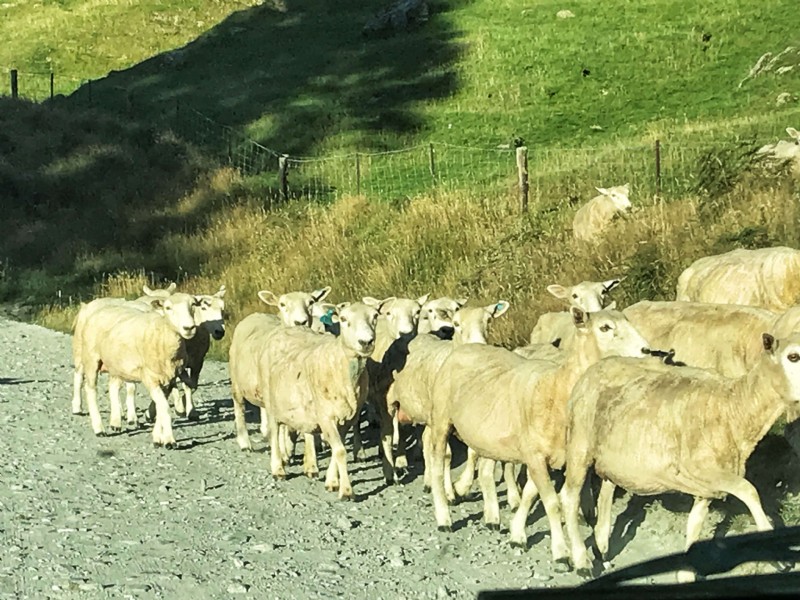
1 0 799 358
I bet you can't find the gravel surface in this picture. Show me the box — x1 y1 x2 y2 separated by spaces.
2 317 799 599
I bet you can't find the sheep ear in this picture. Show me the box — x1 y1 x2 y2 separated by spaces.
215 285 226 298
312 286 332 302
489 301 510 318
622 183 630 193
571 306 588 329
417 293 430 306
787 127 799 140
258 291 279 306
546 284 568 299
605 300 617 311
595 187 609 195
455 297 469 308
377 297 396 313
763 333 777 353
142 284 155 296
362 296 383 308
166 282 177 293
602 278 622 293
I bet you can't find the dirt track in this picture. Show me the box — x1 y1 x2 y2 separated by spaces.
2 317 799 599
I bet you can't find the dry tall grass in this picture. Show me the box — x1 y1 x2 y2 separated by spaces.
36 157 799 360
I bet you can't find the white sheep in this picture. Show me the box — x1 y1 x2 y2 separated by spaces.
229 286 331 477
676 246 800 311
77 292 199 446
757 127 800 176
527 278 624 350
572 184 631 242
261 301 389 499
379 301 510 494
417 296 468 335
561 332 800 581
426 307 650 561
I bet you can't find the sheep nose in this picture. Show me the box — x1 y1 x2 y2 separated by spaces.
183 325 197 338
294 319 309 327
212 329 225 340
358 338 374 350
641 347 650 355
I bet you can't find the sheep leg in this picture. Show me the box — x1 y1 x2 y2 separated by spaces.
231 386 252 451
422 426 433 491
504 462 522 510
594 479 616 559
321 421 352 500
715 475 772 532
83 362 105 436
303 434 319 479
260 407 269 440
429 421 453 530
454 446 478 497
444 440 455 503
376 400 396 485
108 376 123 432
125 382 137 426
509 475 540 547
148 385 176 448
677 497 711 583
478 457 500 530
394 413 408 470
267 413 286 480
523 457 568 562
182 382 197 421
562 467 592 573
172 385 186 416
71 365 84 415
352 417 364 463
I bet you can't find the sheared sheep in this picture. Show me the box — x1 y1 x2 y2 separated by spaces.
427 307 650 560
562 332 800 581
378 301 510 492
676 246 800 311
77 292 199 446
572 184 631 242
261 301 389 499
757 127 800 176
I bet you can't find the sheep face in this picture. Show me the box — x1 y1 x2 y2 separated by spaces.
336 301 387 357
258 286 332 328
764 333 800 402
546 278 623 312
571 306 649 358
365 294 429 338
420 297 467 336
195 285 226 340
453 301 510 344
153 293 198 340
596 184 631 212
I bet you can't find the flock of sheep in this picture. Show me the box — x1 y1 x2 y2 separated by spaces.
67 127 800 583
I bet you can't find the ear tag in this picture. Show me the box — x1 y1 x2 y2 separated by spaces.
320 308 335 326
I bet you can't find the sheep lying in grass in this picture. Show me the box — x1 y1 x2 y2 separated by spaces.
562 332 800 581
229 286 331 476
757 126 800 176
263 301 388 499
676 246 800 311
77 292 199 446
427 307 650 560
378 301 510 492
525 278 624 355
572 184 631 242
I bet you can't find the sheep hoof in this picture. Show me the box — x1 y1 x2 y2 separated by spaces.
509 540 528 549
423 485 431 493
485 522 500 531
394 467 408 481
272 474 286 481
109 426 121 433
437 525 452 533
186 410 200 422
325 484 340 492
95 431 107 438
127 419 138 427
340 494 354 502
164 442 177 450
305 471 319 480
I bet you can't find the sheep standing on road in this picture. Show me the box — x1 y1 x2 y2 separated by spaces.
572 184 631 242
562 333 800 581
262 301 389 499
676 246 800 311
427 307 650 559
77 292 199 446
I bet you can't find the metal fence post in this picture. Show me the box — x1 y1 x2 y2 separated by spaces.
516 146 529 212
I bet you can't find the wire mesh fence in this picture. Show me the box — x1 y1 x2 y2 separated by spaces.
1 67 85 101
2 65 774 209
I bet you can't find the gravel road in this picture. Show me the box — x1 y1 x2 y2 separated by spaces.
2 317 799 599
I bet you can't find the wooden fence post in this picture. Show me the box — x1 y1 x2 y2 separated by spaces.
278 154 289 201
516 146 529 212
49 72 54 99
654 139 662 196
10 69 18 98
428 142 436 182
356 153 361 196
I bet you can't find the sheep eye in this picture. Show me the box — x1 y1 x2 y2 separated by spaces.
789 353 800 363
599 324 611 332
572 293 578 299
340 317 348 324
279 302 285 308
454 321 461 328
